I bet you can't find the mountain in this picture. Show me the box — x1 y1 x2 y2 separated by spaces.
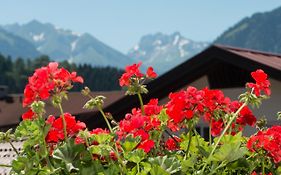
0 27 40 59
3 20 132 68
215 6 281 54
128 32 208 74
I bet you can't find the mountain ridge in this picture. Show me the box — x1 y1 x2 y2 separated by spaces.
3 20 133 68
0 27 40 59
128 32 208 74
214 6 281 54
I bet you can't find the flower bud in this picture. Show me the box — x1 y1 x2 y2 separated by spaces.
31 101 45 115
82 87 91 96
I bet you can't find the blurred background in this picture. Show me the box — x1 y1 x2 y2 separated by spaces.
0 0 281 93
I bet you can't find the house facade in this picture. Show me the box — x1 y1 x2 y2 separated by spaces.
84 45 281 135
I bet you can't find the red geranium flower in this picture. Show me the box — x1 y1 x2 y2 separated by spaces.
23 62 83 107
119 62 143 87
137 139 155 153
247 69 271 96
21 108 35 120
146 66 157 79
46 113 86 143
165 136 181 151
247 126 281 164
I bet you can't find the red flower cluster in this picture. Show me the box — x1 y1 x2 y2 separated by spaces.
119 62 157 87
21 108 35 120
201 88 232 136
46 113 86 143
166 87 204 125
23 62 83 107
146 66 157 79
228 101 256 135
91 128 110 135
117 99 162 153
165 136 181 151
247 69 271 96
247 126 281 164
166 86 257 136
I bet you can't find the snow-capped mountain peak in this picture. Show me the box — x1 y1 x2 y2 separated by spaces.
128 32 209 74
31 32 45 42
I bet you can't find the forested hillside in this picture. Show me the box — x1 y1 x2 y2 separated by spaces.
215 6 281 54
0 54 123 93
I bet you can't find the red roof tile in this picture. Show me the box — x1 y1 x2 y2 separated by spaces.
0 91 124 127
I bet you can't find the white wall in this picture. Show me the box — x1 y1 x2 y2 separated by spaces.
158 76 281 136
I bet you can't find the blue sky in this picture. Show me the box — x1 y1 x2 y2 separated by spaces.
0 1 280 53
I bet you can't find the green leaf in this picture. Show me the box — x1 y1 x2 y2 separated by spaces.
211 133 246 162
12 157 28 172
158 109 168 126
150 165 170 175
89 145 102 155
53 139 85 172
89 144 112 157
140 162 152 174
15 119 42 149
91 133 113 144
121 136 140 152
126 166 137 175
103 164 120 175
227 158 251 171
180 134 209 155
80 161 104 175
148 156 181 174
181 157 196 173
124 149 146 164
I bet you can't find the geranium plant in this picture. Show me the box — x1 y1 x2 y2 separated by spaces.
0 62 280 175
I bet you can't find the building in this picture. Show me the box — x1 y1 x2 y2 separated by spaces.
0 91 124 131
83 44 281 136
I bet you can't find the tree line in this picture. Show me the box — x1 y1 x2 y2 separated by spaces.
0 54 124 93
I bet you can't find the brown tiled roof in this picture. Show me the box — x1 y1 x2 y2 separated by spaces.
216 44 281 71
0 91 124 128
84 44 281 129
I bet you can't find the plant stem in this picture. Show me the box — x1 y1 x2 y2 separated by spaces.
186 127 193 157
41 126 54 169
262 156 265 175
112 147 127 174
58 103 68 140
98 107 113 133
35 114 54 170
137 162 140 174
0 164 12 167
97 107 126 173
209 117 212 145
155 130 164 156
83 132 90 148
246 152 258 160
137 92 144 115
8 141 19 156
193 128 200 147
211 161 226 174
200 102 247 174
